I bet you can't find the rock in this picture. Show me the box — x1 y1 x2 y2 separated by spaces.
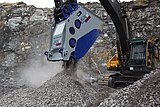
130 1 160 37
0 1 53 97
99 69 160 107
0 53 18 67
30 9 48 21
0 26 12 50
0 72 99 107
7 17 22 29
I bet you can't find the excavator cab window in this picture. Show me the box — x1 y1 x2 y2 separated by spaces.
130 42 146 66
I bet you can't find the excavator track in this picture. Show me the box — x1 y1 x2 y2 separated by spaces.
98 73 110 86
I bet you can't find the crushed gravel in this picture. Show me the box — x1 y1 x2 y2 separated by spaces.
0 71 101 107
99 69 160 107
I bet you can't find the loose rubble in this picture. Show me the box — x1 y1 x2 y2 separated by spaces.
99 69 160 107
0 71 102 107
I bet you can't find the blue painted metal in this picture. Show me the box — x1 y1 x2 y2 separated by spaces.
75 19 81 29
62 4 73 19
48 5 103 61
54 0 78 24
74 29 100 60
71 1 78 10
69 38 76 48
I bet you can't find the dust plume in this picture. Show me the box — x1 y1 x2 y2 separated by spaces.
75 69 95 84
19 58 63 87
75 60 98 84
76 69 90 81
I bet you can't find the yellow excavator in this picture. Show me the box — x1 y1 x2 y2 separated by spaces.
45 0 159 88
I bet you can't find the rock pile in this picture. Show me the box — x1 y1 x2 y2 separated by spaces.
99 69 160 107
0 71 100 107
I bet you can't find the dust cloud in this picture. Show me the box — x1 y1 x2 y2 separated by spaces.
75 69 95 84
76 69 90 80
19 58 63 87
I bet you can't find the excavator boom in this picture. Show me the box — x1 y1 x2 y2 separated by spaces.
99 0 130 55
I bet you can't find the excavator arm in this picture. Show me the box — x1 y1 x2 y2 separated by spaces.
99 0 129 55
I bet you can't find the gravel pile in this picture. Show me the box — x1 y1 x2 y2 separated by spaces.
99 69 160 107
0 71 100 107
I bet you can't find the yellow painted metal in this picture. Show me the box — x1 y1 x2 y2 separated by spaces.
106 54 119 70
90 57 102 74
146 37 160 67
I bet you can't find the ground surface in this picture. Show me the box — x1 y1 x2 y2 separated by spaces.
99 69 160 107
0 70 114 107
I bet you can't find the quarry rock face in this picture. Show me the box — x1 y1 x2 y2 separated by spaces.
0 2 53 97
30 9 48 21
130 1 160 38
0 2 52 63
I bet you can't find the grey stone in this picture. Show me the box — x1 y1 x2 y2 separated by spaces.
30 9 48 21
7 17 22 29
